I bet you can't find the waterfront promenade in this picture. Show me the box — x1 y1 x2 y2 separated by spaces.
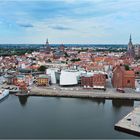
19 85 140 100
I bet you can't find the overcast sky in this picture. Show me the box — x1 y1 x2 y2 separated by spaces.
0 0 140 44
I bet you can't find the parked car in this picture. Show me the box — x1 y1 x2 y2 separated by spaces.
116 88 125 93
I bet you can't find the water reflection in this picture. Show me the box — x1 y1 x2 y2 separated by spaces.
18 96 28 106
75 98 106 105
112 99 134 108
0 96 139 138
92 98 106 105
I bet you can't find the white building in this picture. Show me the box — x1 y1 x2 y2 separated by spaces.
46 68 59 84
60 70 79 86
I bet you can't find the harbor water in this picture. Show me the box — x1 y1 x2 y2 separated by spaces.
0 95 140 139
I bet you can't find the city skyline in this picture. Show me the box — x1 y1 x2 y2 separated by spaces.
0 0 140 44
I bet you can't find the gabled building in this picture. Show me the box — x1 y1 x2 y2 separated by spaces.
112 65 135 88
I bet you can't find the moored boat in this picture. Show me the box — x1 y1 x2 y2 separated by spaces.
0 89 9 101
1 86 20 94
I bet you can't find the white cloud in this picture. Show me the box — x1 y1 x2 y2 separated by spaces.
0 0 140 43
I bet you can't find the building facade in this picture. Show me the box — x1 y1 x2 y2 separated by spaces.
134 44 140 58
112 65 135 88
81 74 106 89
36 75 49 86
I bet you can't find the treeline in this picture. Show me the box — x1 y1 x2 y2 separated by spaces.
0 48 39 56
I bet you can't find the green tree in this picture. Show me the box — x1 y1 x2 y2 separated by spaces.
38 65 47 72
124 65 130 70
71 58 81 62
78 50 80 53
64 52 69 58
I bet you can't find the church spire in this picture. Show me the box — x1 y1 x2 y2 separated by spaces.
127 34 135 58
129 34 132 43
45 38 51 54
46 38 49 44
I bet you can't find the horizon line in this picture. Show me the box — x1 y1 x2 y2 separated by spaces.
0 43 128 45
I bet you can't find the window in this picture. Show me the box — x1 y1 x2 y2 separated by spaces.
127 80 130 84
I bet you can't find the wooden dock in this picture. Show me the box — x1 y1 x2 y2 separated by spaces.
115 106 140 136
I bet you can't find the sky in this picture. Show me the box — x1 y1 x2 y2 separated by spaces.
0 0 140 44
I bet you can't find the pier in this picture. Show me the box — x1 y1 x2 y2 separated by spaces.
115 106 140 136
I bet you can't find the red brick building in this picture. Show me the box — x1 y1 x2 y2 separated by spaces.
112 65 135 88
81 74 106 89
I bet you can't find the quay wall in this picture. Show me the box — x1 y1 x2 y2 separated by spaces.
17 86 140 101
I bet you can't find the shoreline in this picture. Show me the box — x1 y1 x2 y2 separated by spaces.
16 86 140 101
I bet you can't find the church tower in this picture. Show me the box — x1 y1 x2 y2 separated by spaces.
127 34 135 58
40 38 51 54
128 34 133 51
45 38 51 54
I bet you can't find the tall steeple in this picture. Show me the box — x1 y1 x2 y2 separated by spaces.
46 38 49 45
127 34 135 58
129 34 132 44
45 38 51 54
128 34 133 51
